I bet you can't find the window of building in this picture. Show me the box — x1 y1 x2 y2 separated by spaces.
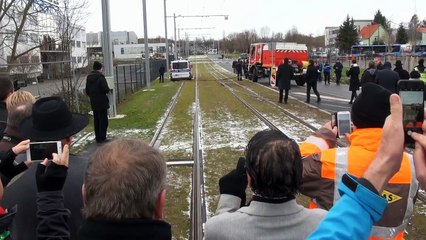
77 57 82 63
72 57 76 63
82 42 86 48
76 41 81 48
121 48 124 54
70 40 75 47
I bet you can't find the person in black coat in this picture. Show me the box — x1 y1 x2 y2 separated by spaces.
361 61 377 86
306 60 321 103
393 60 409 80
2 97 89 240
159 64 165 83
85 61 110 143
236 59 243 80
346 59 361 104
332 61 343 85
375 62 400 93
276 58 294 104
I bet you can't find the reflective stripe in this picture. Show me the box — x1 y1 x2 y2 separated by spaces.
304 136 328 150
333 148 348 202
333 151 417 239
370 154 418 239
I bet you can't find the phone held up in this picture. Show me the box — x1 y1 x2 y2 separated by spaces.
397 80 425 147
331 111 352 138
26 141 62 161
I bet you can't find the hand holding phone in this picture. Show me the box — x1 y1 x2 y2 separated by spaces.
332 111 352 138
397 80 425 146
26 141 62 161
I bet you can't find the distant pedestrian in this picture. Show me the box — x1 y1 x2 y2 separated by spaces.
317 60 323 82
159 64 165 83
333 60 343 85
375 62 400 93
236 59 243 80
346 59 360 104
374 56 383 70
232 60 237 74
323 62 331 84
86 61 111 143
276 58 294 104
243 60 249 79
413 59 426 82
393 60 409 80
306 60 321 103
361 61 377 86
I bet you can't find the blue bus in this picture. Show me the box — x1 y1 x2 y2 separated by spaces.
350 44 407 57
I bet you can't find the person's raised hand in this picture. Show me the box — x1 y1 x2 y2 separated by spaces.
35 144 69 192
322 121 338 137
219 157 247 207
411 111 426 187
363 94 404 193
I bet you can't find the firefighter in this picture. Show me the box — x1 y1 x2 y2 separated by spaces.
413 59 426 82
299 83 418 240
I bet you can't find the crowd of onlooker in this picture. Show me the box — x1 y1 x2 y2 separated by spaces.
1 60 426 239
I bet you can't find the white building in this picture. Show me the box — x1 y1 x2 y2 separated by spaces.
113 43 172 59
86 31 138 47
70 27 88 69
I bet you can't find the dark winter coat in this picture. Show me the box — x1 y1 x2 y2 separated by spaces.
276 62 294 90
85 70 110 111
79 218 172 240
376 67 400 93
306 65 318 84
0 102 7 138
394 67 410 80
332 62 343 73
2 154 88 240
361 68 377 86
159 65 165 74
346 64 360 91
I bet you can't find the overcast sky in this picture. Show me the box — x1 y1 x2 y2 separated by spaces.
84 0 426 40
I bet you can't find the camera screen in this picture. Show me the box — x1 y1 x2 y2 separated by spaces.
29 142 59 160
338 113 351 136
400 91 424 133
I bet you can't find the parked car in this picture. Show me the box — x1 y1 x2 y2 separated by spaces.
170 59 192 81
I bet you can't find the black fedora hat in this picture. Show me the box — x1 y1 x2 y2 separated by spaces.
20 96 89 141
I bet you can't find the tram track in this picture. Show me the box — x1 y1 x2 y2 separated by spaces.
206 60 426 205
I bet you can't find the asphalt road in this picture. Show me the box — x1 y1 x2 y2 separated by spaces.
209 54 352 114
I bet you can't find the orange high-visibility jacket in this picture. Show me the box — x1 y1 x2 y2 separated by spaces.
300 128 418 240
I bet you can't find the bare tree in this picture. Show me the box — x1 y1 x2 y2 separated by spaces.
259 26 271 41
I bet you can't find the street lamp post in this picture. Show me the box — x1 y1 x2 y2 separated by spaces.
163 0 169 72
142 0 151 89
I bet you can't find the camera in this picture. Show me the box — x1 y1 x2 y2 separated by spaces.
26 141 62 161
332 111 352 138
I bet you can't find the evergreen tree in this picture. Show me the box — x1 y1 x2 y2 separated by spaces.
373 10 389 30
336 15 358 53
396 23 408 44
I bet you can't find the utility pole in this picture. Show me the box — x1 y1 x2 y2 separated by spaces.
174 13 177 59
142 0 151 89
163 0 169 71
101 0 116 117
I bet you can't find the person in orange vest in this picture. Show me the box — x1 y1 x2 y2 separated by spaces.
299 83 418 240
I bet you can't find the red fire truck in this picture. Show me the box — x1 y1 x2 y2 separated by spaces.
247 42 309 85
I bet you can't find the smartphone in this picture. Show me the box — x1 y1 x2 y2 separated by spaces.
333 111 352 138
397 80 424 146
26 141 62 161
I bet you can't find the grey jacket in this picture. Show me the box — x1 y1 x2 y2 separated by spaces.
205 194 327 240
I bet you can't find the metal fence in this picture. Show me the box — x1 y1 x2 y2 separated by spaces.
114 59 166 103
0 58 167 114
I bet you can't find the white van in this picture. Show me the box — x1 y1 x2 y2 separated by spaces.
170 60 192 81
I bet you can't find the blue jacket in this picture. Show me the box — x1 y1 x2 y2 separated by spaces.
308 174 388 240
323 65 332 73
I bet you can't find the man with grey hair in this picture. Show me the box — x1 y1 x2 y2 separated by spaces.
78 139 170 239
35 139 171 239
